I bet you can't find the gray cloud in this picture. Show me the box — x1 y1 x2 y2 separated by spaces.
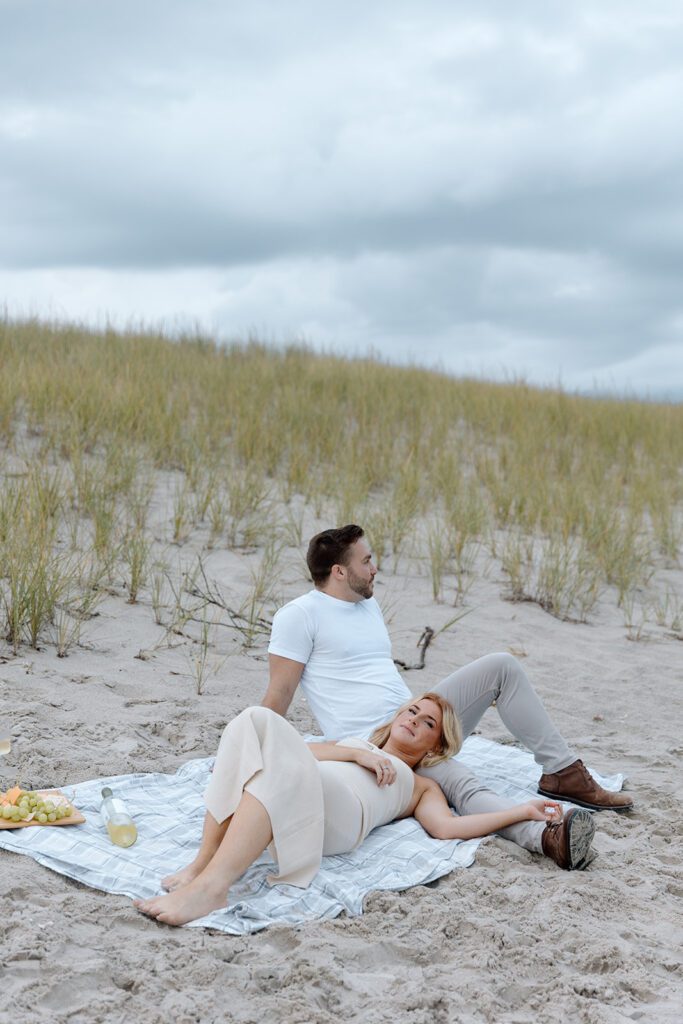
1 1 682 396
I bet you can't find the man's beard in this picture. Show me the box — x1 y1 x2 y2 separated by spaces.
346 567 374 599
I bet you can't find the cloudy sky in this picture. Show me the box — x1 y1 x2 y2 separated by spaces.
2 1 683 398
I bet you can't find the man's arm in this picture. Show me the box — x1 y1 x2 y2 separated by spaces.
262 654 305 717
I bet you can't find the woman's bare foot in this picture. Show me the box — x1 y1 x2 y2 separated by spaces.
134 878 228 926
161 861 204 892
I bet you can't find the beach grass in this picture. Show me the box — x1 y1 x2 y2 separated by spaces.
1 316 681 653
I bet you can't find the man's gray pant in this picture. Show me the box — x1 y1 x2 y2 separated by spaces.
417 653 577 853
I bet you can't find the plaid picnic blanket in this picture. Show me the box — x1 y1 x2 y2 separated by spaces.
0 737 623 935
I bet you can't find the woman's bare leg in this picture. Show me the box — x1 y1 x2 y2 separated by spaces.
162 810 231 891
135 792 272 926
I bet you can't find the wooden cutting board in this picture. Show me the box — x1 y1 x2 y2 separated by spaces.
0 790 85 829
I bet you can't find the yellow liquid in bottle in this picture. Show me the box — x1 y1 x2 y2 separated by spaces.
0 738 11 756
106 821 138 848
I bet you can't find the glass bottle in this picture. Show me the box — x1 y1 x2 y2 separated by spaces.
100 787 138 847
0 720 11 757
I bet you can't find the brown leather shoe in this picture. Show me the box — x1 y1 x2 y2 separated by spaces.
542 807 595 870
538 759 633 812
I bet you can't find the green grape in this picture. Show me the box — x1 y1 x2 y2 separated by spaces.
11 809 22 822
1 806 12 820
43 800 55 812
37 812 48 823
47 812 56 822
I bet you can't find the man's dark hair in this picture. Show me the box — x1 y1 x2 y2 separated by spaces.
306 525 365 584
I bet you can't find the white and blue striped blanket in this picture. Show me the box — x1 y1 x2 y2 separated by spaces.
0 737 623 935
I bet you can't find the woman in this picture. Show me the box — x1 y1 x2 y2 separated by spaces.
135 694 591 926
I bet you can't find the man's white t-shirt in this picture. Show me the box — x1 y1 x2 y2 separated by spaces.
268 590 411 739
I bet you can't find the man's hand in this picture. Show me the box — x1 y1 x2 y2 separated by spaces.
262 654 305 716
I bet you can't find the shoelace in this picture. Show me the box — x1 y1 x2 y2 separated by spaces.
576 760 599 788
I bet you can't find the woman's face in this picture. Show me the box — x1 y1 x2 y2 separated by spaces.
390 698 443 757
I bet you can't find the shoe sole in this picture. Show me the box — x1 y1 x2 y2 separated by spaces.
565 808 596 871
537 787 634 813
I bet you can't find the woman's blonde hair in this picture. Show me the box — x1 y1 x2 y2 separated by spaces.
368 692 462 768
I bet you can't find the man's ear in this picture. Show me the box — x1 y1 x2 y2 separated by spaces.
331 562 345 580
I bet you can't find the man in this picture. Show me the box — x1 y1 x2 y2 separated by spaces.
263 525 632 871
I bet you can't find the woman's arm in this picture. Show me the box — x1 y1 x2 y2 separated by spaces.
307 742 397 786
411 777 562 840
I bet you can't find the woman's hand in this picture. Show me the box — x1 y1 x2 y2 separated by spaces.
353 748 397 787
520 798 564 822
307 742 395 785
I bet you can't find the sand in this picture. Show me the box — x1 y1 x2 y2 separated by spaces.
1 493 682 1024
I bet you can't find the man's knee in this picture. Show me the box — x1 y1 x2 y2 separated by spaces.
484 651 520 673
482 652 525 689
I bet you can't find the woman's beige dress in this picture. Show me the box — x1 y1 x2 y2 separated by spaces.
203 706 415 888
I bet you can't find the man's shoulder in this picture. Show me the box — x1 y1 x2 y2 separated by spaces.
269 591 319 659
273 591 384 625
272 589 321 631
275 589 319 616
360 596 386 625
